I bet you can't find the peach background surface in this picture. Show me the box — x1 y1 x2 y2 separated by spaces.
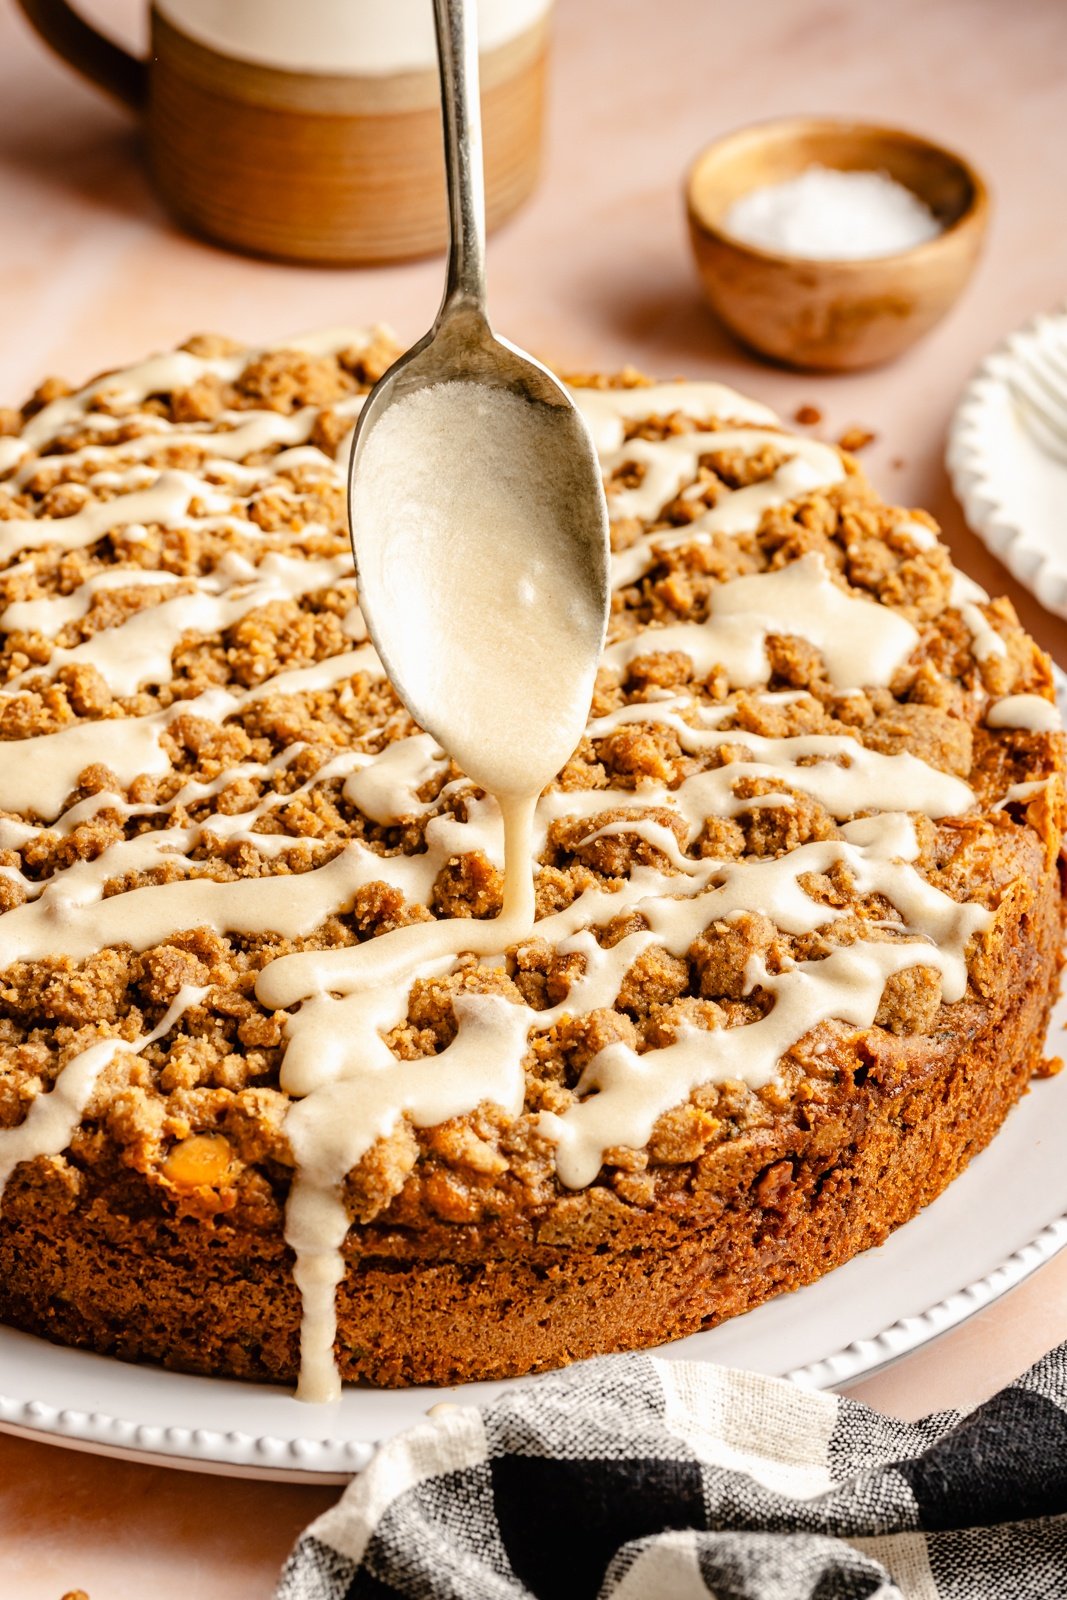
1 0 1066 1594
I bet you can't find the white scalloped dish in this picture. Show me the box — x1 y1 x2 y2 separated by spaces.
1 668 1065 1485
948 306 1067 616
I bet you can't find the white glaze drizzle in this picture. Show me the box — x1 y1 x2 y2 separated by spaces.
0 338 1023 1403
2 553 354 696
987 694 1062 733
605 552 918 690
0 646 378 821
895 516 938 550
0 567 183 633
995 779 1051 809
0 472 208 563
573 383 777 455
0 983 208 1192
601 429 846 589
949 569 1007 662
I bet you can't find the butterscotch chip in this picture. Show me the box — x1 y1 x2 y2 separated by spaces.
163 1133 233 1190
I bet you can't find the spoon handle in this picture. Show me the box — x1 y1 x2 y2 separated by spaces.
433 0 488 318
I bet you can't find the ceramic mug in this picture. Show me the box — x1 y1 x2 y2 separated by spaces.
15 0 552 263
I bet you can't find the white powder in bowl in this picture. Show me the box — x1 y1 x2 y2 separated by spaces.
722 165 942 260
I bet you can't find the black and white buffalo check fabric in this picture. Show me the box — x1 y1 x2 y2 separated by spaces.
276 1343 1067 1598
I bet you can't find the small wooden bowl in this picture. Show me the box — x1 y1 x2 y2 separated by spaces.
686 118 989 371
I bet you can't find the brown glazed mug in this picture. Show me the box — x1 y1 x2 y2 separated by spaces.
14 0 552 264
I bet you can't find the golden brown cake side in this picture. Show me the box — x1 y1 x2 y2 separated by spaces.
0 333 1062 1389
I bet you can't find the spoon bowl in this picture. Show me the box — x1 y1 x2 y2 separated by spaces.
350 308 609 773
347 0 609 801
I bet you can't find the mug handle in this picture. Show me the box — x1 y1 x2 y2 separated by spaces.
14 0 146 110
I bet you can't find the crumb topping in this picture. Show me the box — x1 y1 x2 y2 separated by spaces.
0 330 1060 1245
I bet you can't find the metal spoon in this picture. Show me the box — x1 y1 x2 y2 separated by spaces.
346 0 610 800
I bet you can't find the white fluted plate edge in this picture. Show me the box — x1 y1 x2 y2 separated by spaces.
947 304 1067 616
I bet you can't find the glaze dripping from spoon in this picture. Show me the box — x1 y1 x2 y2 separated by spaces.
287 0 609 1402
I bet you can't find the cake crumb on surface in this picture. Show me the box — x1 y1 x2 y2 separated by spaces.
837 425 878 453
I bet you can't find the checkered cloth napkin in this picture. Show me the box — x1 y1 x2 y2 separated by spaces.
275 1343 1067 1598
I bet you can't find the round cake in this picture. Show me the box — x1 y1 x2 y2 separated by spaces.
0 329 1062 1392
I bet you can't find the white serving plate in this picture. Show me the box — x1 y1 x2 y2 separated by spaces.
947 304 1067 616
1 675 1065 1486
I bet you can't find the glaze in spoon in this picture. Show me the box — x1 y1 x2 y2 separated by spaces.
347 0 610 900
